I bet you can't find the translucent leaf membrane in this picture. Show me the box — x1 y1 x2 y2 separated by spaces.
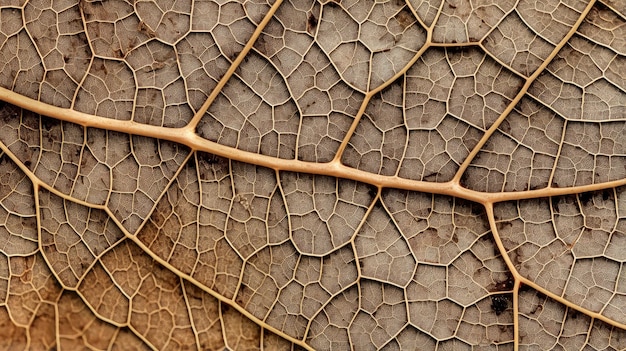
1 0 626 350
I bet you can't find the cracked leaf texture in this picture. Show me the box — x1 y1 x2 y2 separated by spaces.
0 0 625 349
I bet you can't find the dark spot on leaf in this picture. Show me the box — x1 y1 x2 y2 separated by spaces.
496 222 513 231
491 294 510 315
307 13 318 34
367 186 378 199
551 198 561 212
492 274 515 292
579 191 593 206
198 152 223 165
395 10 414 29
42 119 56 133
470 203 483 216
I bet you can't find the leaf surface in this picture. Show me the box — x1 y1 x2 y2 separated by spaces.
1 0 626 349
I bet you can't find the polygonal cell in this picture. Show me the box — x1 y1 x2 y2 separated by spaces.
135 0 191 44
408 298 464 341
455 295 514 347
516 0 589 45
342 79 407 176
104 133 190 233
494 198 575 296
298 112 355 163
308 286 359 350
182 281 225 350
0 29 43 100
82 0 152 59
407 0 442 27
552 122 626 188
23 0 91 108
354 204 416 288
0 152 37 256
398 118 483 182
100 241 197 350
292 254 338 318
399 47 523 182
130 271 197 350
236 242 299 321
39 189 124 288
176 32 231 111
190 0 218 31
407 232 511 312
517 288 626 350
319 245 360 295
287 44 364 162
317 0 427 91
483 11 555 77
197 52 300 159
126 40 193 127
75 58 136 120
464 97 565 192
563 258 619 315
447 238 510 307
78 261 130 326
432 0 516 43
265 246 359 341
221 162 288 260
57 291 119 350
406 264 447 304
281 171 376 256
529 37 626 123
383 189 491 265
139 153 244 299
265 282 310 340
7 254 63 331
404 48 455 130
0 7 23 38
578 3 626 55
254 0 319 75
201 1 259 60
570 190 618 259
495 189 626 319
13 116 85 196
221 301 262 350
349 280 408 350
445 47 525 130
